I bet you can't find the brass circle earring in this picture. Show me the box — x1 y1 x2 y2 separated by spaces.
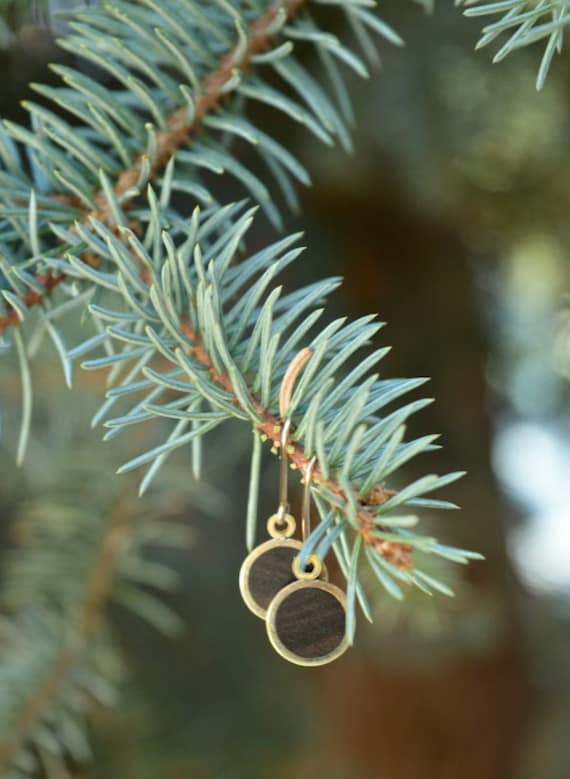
238 420 328 619
266 458 349 667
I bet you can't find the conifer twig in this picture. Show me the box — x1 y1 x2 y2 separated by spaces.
179 322 411 567
0 495 135 772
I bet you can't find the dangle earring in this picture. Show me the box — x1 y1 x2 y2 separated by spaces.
239 419 328 619
266 457 349 667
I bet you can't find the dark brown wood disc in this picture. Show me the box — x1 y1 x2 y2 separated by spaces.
239 540 329 619
266 580 349 666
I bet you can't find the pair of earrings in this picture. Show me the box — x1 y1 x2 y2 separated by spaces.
239 419 349 667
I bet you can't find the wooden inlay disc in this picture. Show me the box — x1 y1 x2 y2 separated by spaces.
240 540 329 619
266 580 349 666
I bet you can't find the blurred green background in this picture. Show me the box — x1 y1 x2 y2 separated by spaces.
1 2 570 778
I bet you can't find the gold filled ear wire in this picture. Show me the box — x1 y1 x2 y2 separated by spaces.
293 455 323 580
268 417 295 538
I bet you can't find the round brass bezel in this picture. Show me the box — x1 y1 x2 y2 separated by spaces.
265 579 349 667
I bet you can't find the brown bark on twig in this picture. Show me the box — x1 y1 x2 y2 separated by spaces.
179 322 410 566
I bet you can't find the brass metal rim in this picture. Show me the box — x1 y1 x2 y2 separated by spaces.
267 512 296 539
292 553 322 580
265 579 349 667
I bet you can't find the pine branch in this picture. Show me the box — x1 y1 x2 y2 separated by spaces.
0 0 405 479
58 200 479 624
0 0 482 658
0 495 134 773
89 0 306 225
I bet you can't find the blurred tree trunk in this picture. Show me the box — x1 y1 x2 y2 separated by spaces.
307 182 533 779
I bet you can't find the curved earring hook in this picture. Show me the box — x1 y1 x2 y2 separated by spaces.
276 417 292 523
302 455 317 543
291 455 322 579
274 347 313 527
